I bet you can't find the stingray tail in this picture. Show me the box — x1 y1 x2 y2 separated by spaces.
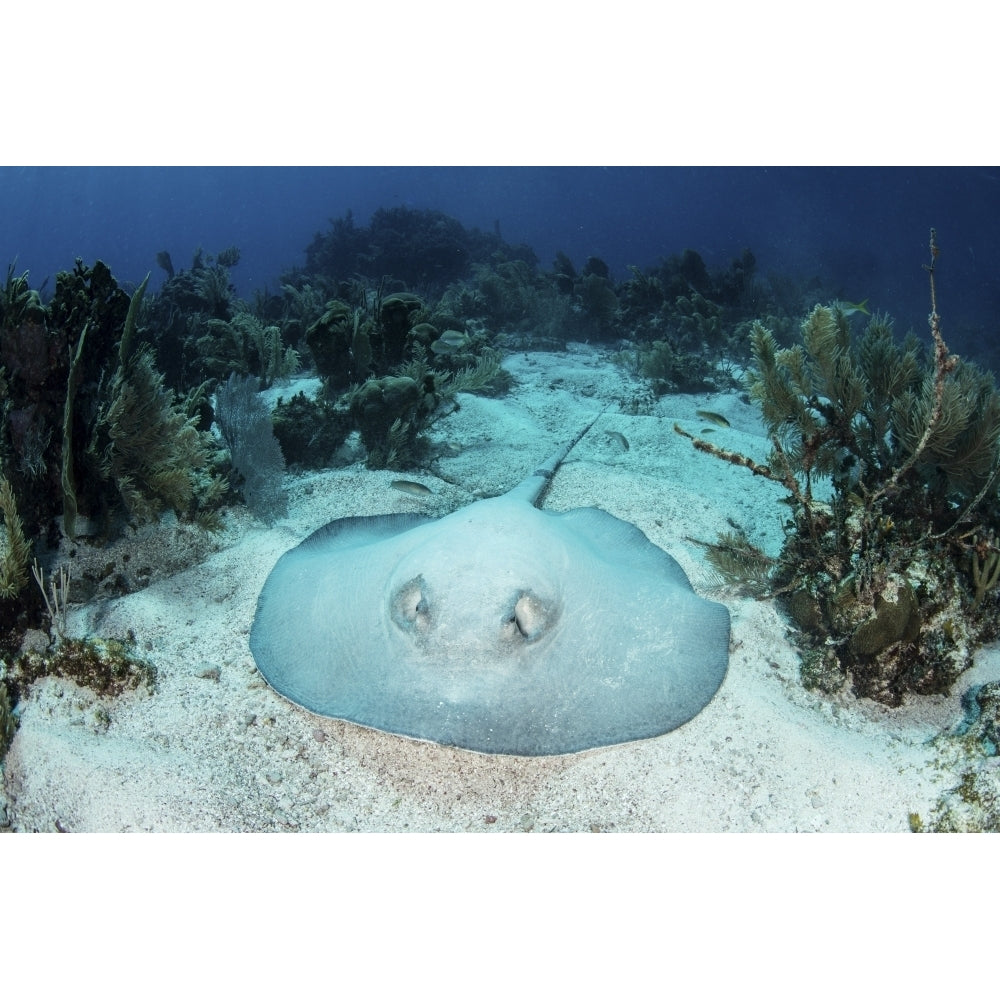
509 404 610 507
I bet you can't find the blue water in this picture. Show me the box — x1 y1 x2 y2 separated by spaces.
2 166 998 354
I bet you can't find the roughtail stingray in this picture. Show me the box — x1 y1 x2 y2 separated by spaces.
250 416 730 755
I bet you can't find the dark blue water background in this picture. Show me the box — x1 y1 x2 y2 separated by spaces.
2 166 998 356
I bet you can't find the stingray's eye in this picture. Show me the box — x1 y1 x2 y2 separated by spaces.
506 591 555 642
392 576 430 632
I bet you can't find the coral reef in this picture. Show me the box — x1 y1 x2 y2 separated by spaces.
1 263 46 330
291 274 513 470
305 299 357 388
637 338 722 394
0 259 231 666
304 288 425 390
304 207 537 293
196 310 299 388
374 292 423 368
351 345 514 470
277 280 330 347
679 231 1000 705
694 528 773 597
348 374 436 470
142 246 300 393
295 207 843 394
155 250 174 279
271 391 352 468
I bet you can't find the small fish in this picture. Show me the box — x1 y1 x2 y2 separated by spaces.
430 330 470 354
839 298 870 316
390 479 433 497
695 409 730 428
604 430 630 451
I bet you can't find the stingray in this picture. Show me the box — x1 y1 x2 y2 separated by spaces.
250 417 730 755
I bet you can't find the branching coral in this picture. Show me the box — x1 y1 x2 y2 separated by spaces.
969 534 1000 612
197 311 299 388
77 277 228 531
271 391 351 468
0 473 30 599
97 343 221 524
678 230 1000 704
0 263 45 329
348 375 434 470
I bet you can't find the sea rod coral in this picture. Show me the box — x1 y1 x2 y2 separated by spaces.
677 230 1000 704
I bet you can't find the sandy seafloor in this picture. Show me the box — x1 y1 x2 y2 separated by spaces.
3 342 998 833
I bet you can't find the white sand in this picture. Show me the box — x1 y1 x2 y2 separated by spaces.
3 343 994 832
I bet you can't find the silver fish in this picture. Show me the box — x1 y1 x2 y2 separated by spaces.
604 430 630 451
695 409 730 428
391 479 434 497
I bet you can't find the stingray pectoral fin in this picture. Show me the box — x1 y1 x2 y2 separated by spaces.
547 540 730 750
291 512 432 553
249 513 432 711
554 506 696 589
